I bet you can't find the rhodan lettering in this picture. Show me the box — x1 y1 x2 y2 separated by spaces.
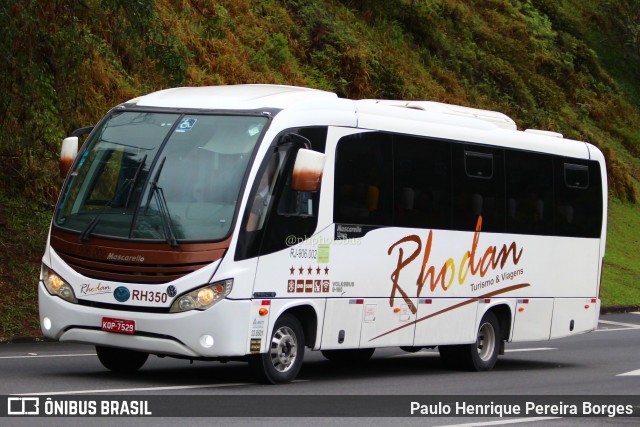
388 216 523 313
80 283 112 296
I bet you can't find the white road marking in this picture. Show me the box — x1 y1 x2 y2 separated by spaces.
388 347 557 358
617 369 640 377
0 353 96 360
596 327 640 332
13 379 308 396
504 347 556 353
630 312 640 315
387 350 437 358
15 383 252 396
598 319 640 328
435 417 561 427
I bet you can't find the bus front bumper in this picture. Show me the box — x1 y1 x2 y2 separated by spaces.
38 282 252 358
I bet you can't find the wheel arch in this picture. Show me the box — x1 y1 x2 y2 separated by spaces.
486 303 513 343
279 304 319 349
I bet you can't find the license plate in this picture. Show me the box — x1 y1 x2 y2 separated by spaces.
101 317 135 335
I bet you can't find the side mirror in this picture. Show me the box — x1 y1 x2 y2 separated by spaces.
59 136 78 178
291 149 326 192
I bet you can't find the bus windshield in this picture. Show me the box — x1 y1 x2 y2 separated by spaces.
55 111 267 242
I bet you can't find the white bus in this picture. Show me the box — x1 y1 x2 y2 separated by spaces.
40 85 607 384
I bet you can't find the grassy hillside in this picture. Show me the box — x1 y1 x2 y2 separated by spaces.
1 0 639 340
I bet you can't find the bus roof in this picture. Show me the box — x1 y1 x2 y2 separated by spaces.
131 84 337 110
126 84 599 160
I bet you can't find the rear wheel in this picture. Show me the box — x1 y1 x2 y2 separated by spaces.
95 346 148 373
439 311 500 371
321 348 375 363
472 312 499 370
249 314 305 384
400 346 423 353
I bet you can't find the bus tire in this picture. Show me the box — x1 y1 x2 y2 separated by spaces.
321 348 375 363
439 311 500 371
400 346 423 353
95 346 148 373
249 314 305 384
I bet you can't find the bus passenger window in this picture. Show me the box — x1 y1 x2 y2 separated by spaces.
554 159 602 238
394 135 451 230
453 145 505 232
505 150 554 235
334 133 393 226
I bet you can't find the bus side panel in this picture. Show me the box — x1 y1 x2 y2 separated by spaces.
511 298 553 342
359 298 417 347
550 298 600 339
414 298 478 346
320 299 364 349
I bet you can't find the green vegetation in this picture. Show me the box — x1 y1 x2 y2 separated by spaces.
0 194 48 338
0 0 638 340
601 199 640 307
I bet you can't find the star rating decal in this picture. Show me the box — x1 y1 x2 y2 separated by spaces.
289 265 329 276
287 264 332 293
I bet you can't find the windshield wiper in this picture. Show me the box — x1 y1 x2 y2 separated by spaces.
124 154 148 208
80 155 147 242
149 181 179 247
143 156 166 214
142 157 178 247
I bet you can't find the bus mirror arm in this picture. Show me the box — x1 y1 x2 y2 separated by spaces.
279 133 311 149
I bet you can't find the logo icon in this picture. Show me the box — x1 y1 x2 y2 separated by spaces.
176 118 197 132
7 397 40 415
167 285 177 298
113 286 131 303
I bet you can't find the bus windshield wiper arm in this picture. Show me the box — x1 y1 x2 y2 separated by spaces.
80 155 147 242
144 156 166 214
141 156 178 247
149 181 179 247
124 154 147 208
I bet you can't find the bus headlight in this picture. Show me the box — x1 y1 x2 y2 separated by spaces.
42 265 78 304
169 279 233 313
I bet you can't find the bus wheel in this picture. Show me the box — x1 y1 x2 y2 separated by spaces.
400 346 423 353
249 314 305 384
439 311 500 371
321 348 375 363
472 311 500 370
95 346 148 373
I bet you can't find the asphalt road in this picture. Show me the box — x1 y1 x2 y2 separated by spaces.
1 312 639 426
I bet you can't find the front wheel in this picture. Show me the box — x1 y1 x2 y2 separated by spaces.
439 311 501 371
249 314 305 384
95 346 149 373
